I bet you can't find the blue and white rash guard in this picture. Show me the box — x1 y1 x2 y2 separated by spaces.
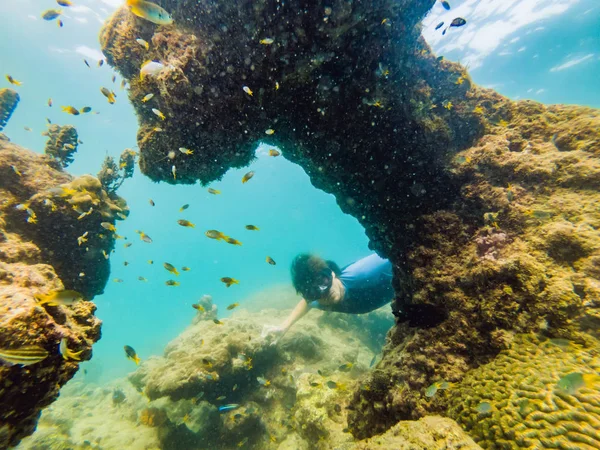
310 254 394 314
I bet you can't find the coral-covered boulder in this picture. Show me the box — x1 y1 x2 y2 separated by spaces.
353 416 481 450
0 137 127 448
99 0 600 443
447 334 600 450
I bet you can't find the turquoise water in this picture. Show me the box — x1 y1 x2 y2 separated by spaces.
1 0 598 383
2 0 372 382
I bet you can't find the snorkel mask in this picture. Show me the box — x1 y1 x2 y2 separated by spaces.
304 269 333 301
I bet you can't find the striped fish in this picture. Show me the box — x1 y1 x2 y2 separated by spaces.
0 346 49 366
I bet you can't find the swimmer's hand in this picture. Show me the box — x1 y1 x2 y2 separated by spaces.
261 325 286 346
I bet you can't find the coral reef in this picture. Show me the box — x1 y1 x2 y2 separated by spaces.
353 416 481 450
125 305 383 449
97 148 137 193
0 137 127 448
18 302 473 450
17 379 162 450
99 0 600 443
43 124 79 168
447 334 600 449
0 88 19 132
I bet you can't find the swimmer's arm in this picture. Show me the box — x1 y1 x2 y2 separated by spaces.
281 298 312 333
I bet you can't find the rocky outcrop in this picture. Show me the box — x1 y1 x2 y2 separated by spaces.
0 135 127 448
99 0 600 443
19 303 393 450
0 89 19 132
353 416 481 450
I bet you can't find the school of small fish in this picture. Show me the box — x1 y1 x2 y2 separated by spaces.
1 3 478 444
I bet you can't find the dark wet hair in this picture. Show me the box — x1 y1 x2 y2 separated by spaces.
290 253 341 301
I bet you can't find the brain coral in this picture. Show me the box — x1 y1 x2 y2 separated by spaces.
447 334 600 449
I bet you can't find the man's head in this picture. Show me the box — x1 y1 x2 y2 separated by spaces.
290 253 340 301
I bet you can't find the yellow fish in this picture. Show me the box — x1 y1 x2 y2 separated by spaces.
205 230 228 241
126 0 173 25
268 149 280 157
225 237 242 246
164 262 180 276
245 225 259 230
152 108 166 120
141 93 154 102
100 222 116 232
0 346 49 366
177 219 195 228
172 165 177 180
140 231 153 243
260 38 274 45
59 338 82 361
35 289 84 306
136 38 150 50
226 302 239 310
61 105 80 115
179 204 189 212
165 280 180 286
242 86 253 96
6 75 22 86
178 147 193 155
41 9 62 20
100 87 116 104
77 231 88 246
208 188 221 195
57 0 73 7
192 303 205 312
181 266 190 272
124 345 140 364
241 171 254 184
266 256 276 265
220 277 239 287
140 60 165 80
80 106 92 113
265 129 275 135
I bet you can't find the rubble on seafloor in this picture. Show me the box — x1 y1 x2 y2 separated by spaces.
18 299 481 450
99 0 600 443
0 133 128 448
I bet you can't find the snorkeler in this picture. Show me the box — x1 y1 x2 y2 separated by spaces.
263 253 447 344
262 253 384 343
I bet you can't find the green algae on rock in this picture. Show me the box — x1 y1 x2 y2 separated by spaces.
447 334 600 450
43 124 79 168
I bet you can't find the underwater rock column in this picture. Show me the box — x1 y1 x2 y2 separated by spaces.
0 137 128 448
0 88 19 132
101 0 600 441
